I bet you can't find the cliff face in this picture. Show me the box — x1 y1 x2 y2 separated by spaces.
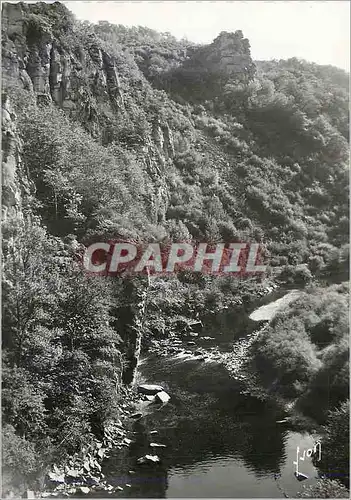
1 2 175 225
191 30 256 81
3 4 347 276
2 3 124 132
154 29 256 102
1 93 33 222
1 4 256 230
206 31 256 79
1 1 180 384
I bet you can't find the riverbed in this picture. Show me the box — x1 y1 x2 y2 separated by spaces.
96 289 320 498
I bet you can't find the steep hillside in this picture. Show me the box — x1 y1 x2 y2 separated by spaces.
1 2 349 496
2 2 349 263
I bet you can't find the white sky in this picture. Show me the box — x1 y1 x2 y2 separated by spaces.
61 1 350 71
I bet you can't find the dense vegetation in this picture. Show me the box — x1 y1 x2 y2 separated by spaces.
316 401 350 488
251 283 349 420
250 284 349 489
1 1 349 496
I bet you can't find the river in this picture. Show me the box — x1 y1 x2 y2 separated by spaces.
95 288 320 498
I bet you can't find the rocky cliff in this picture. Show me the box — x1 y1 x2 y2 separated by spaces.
189 30 256 81
2 2 124 130
1 1 175 225
1 92 33 222
1 4 256 232
2 0 348 390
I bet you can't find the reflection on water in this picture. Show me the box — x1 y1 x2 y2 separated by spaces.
100 353 318 498
100 291 318 498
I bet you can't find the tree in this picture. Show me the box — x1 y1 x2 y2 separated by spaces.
315 401 350 488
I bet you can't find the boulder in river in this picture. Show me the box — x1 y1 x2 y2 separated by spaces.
137 454 160 464
150 442 167 448
80 487 90 494
145 395 156 402
138 384 164 395
294 472 309 481
155 391 171 404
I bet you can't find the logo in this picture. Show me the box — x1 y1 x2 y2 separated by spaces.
293 441 322 479
80 240 267 277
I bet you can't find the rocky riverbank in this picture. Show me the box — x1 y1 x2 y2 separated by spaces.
39 388 143 498
39 286 316 498
40 383 175 499
143 286 318 433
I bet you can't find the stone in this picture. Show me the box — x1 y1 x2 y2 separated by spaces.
48 471 65 483
23 491 35 499
154 391 170 404
102 50 124 110
150 442 166 448
137 454 160 464
161 122 175 159
294 472 309 481
138 384 164 395
187 30 255 81
276 418 289 424
130 412 143 420
145 395 155 401
19 69 33 91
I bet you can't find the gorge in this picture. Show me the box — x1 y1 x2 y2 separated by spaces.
1 2 349 498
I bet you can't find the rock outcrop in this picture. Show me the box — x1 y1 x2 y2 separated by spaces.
202 31 256 80
2 2 171 223
168 30 256 102
1 93 33 221
102 49 124 111
116 276 151 385
186 30 255 81
1 3 124 131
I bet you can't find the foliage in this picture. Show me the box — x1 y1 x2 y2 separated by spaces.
315 401 350 488
297 478 349 498
1 3 349 494
2 219 123 486
252 284 349 417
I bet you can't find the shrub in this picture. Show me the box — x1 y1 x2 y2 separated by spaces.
297 479 349 498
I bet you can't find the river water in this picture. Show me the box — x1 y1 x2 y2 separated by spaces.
99 289 320 498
